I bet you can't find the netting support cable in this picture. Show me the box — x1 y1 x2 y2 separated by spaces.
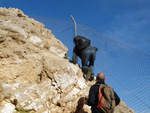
70 15 77 37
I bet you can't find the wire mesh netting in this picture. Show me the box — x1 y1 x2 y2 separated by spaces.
30 16 150 113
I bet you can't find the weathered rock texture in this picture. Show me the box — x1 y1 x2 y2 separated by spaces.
0 7 135 113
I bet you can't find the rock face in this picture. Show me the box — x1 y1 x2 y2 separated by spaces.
0 8 135 113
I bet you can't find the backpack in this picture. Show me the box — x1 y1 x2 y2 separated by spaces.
97 84 116 113
73 36 91 50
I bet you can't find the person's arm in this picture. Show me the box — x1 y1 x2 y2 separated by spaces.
114 91 120 106
87 86 97 106
72 47 78 64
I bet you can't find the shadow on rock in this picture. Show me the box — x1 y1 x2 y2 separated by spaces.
75 97 88 113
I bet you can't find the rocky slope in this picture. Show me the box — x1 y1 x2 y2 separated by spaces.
0 7 135 113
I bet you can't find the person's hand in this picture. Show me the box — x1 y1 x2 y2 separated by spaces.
75 63 78 66
84 97 88 104
75 63 80 67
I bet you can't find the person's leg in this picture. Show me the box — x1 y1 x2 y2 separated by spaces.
81 50 93 80
89 50 96 80
81 50 90 74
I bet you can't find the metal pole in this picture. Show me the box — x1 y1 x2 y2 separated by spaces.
70 15 77 37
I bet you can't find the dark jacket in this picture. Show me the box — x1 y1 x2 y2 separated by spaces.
72 45 98 64
87 81 120 113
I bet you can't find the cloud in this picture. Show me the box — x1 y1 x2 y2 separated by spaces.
114 8 150 30
102 6 150 53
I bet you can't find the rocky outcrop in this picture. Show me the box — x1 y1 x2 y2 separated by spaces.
0 7 135 113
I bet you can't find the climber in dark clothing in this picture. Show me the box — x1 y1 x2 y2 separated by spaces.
85 73 120 113
72 35 98 81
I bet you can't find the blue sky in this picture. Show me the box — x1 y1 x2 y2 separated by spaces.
1 0 150 112
1 0 150 53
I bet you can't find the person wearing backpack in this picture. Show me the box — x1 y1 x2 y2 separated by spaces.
85 73 120 113
72 35 98 81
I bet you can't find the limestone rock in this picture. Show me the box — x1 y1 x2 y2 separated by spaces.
0 7 134 113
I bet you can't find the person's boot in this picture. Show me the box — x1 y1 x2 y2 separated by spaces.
86 68 92 80
89 74 94 81
83 74 86 80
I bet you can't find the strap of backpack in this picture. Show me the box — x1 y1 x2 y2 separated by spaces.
96 83 105 87
96 84 105 109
